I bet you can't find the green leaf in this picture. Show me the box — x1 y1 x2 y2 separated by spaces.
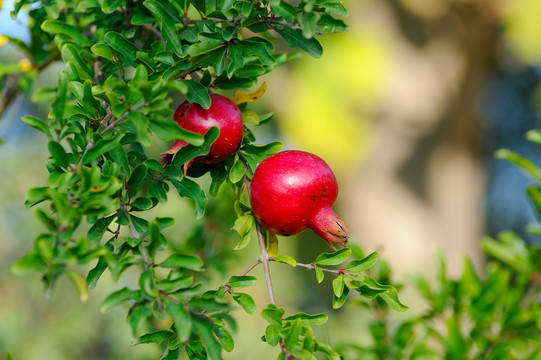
273 255 296 267
21 116 51 137
315 265 324 283
144 0 183 56
229 155 245 183
324 3 349 16
165 301 193 342
315 248 351 266
241 142 283 162
232 215 254 250
101 0 126 14
261 304 284 327
127 163 148 198
265 324 281 346
214 326 234 352
82 136 122 165
482 232 532 274
316 341 341 360
66 270 89 302
31 88 57 103
52 72 67 123
344 251 379 272
270 1 297 20
275 27 323 58
332 285 349 309
109 144 130 176
87 257 109 290
526 129 541 145
495 148 541 181
228 275 257 288
25 187 50 208
41 20 94 47
169 127 219 166
192 315 223 360
300 12 320 38
136 330 175 345
285 312 328 326
91 43 115 61
284 318 302 350
184 79 212 109
170 178 208 218
233 293 257 314
104 31 139 62
149 118 204 145
48 140 69 168
130 197 153 211
158 254 204 270
88 215 115 243
11 251 45 275
187 32 225 57
61 44 93 79
101 287 138 313
332 274 345 298
128 303 152 336
361 277 408 312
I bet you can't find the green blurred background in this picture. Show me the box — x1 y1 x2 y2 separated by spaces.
1 0 541 358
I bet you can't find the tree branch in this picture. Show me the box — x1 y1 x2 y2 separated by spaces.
255 220 276 304
271 259 342 274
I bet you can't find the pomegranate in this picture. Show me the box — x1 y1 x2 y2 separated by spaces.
249 150 349 250
161 94 243 166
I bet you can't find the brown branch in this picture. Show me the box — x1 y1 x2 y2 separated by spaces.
0 54 60 119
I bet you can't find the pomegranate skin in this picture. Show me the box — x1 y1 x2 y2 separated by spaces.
249 150 349 250
163 94 243 164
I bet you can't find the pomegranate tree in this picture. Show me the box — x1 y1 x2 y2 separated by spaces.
162 94 243 166
249 150 350 250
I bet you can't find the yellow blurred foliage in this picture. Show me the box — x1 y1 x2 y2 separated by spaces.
274 26 392 173
18 58 33 72
501 0 541 64
0 35 8 47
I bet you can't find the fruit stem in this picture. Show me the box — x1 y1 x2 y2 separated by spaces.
255 219 276 305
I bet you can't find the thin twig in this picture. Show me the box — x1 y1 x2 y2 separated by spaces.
77 139 95 168
255 220 276 304
240 259 262 276
267 18 329 35
99 110 131 135
271 259 342 274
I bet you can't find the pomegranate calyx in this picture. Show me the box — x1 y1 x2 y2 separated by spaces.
310 207 350 251
160 139 188 165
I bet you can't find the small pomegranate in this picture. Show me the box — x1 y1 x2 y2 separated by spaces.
161 94 243 166
249 150 350 250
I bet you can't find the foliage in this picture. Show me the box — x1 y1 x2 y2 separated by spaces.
3 0 407 359
337 132 541 360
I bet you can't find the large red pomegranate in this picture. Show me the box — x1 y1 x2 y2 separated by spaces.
249 150 349 250
161 94 243 165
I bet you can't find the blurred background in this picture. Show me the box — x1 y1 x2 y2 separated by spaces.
1 0 541 358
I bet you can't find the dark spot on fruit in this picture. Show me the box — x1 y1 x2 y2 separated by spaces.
279 229 286 233
260 218 266 224
310 195 317 201
322 189 328 198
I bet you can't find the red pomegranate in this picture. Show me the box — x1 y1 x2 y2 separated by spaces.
161 94 243 166
249 150 349 250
